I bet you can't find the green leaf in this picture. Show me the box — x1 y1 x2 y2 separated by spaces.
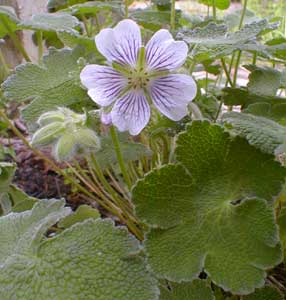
8 185 37 213
242 285 284 300
178 20 279 61
132 121 286 294
57 29 97 52
198 0 230 10
160 280 214 300
224 9 260 29
58 204 100 228
131 9 180 31
245 65 284 97
0 199 71 261
96 133 152 169
47 0 88 11
244 103 286 125
278 207 286 250
0 200 159 300
221 87 286 108
0 162 37 215
61 1 122 16
222 112 286 155
0 6 19 38
2 47 91 128
0 162 15 193
19 13 79 32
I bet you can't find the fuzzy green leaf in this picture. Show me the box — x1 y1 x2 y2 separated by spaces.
0 6 19 38
278 207 286 250
0 199 71 261
242 285 284 300
0 200 159 300
0 163 37 215
160 280 214 300
58 204 100 229
19 13 79 32
221 87 286 108
245 65 284 97
47 0 88 11
96 133 152 169
2 47 91 128
178 20 278 61
132 121 286 294
222 112 286 155
244 103 286 125
62 1 122 16
131 9 180 31
0 162 15 193
57 30 97 52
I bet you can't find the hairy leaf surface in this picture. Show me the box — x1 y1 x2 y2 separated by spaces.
19 13 79 32
222 112 286 155
242 285 284 300
0 6 19 38
0 200 159 300
2 47 91 127
160 280 214 300
178 20 278 61
132 121 286 294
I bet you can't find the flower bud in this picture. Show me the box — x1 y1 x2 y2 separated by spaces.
74 128 101 151
54 133 76 162
53 128 100 162
31 122 65 146
37 111 65 126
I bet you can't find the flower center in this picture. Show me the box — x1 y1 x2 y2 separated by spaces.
128 69 150 90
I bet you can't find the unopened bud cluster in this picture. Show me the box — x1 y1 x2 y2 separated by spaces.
32 107 100 161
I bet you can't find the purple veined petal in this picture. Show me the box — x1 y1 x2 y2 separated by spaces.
95 19 142 67
80 64 128 106
149 74 197 121
145 29 188 71
111 89 150 135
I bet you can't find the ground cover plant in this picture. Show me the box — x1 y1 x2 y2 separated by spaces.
0 0 286 299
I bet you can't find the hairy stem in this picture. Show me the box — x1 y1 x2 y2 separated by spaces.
0 47 9 76
109 126 132 190
0 19 31 62
36 31 43 64
171 0 176 31
212 0 216 21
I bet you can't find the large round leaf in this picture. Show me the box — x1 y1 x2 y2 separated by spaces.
0 199 159 300
132 121 286 295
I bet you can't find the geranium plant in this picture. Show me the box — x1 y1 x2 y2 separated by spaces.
0 0 286 299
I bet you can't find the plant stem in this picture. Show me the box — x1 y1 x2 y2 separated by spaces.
81 14 91 37
0 19 31 62
212 0 216 21
0 47 9 76
239 0 248 29
221 58 234 87
252 52 257 65
171 0 176 31
36 31 43 64
109 126 132 190
233 50 241 86
124 0 129 18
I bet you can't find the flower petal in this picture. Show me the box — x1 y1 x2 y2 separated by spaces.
111 89 150 135
95 19 142 66
146 29 188 71
80 64 128 106
149 74 197 121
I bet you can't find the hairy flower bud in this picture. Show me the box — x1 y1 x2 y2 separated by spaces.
31 122 65 146
37 111 66 126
